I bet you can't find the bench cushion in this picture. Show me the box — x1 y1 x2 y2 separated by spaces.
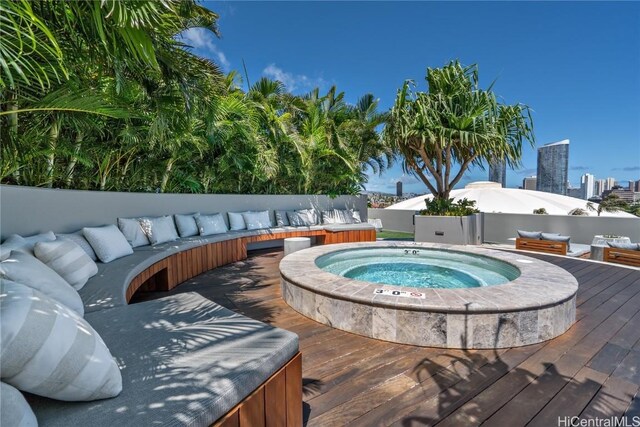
27 292 299 427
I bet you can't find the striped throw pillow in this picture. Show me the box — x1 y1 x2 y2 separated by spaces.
0 382 37 427
0 280 122 401
34 240 98 290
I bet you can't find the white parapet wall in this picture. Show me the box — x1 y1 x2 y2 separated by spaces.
367 208 416 233
0 185 368 239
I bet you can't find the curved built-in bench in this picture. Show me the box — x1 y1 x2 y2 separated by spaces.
80 223 376 313
26 223 374 426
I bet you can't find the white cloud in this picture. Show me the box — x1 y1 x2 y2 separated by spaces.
262 64 326 92
179 28 230 71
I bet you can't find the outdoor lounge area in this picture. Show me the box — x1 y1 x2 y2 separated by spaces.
1 2 639 426
2 185 640 426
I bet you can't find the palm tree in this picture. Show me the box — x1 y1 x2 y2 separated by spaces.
587 194 629 216
383 61 534 200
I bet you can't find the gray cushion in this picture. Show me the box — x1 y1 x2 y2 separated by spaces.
1 382 37 427
174 213 200 237
288 209 317 227
227 212 247 231
0 251 84 315
541 233 571 251
322 209 355 225
196 213 228 236
1 280 122 401
28 292 299 427
352 210 362 223
56 231 98 261
83 225 134 263
517 230 542 239
607 242 640 251
141 216 179 245
117 218 150 248
0 231 56 261
275 210 290 227
34 240 98 290
567 243 591 257
242 210 272 230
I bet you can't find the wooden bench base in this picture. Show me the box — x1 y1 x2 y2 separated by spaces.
212 352 302 427
515 237 568 256
128 228 376 302
603 247 640 267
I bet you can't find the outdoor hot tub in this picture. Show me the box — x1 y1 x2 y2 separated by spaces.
279 242 578 349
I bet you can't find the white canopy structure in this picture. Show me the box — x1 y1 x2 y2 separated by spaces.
388 181 636 218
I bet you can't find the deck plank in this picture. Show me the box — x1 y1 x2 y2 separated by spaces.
132 248 640 426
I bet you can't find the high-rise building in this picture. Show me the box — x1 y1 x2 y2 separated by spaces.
536 139 569 195
635 180 640 192
567 187 582 199
488 157 507 188
595 179 606 196
522 176 537 191
396 181 403 197
580 173 595 200
605 177 616 191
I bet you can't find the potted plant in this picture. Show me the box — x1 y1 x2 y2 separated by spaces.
414 198 482 244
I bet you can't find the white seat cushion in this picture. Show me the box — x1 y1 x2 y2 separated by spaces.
1 382 37 427
34 240 98 290
0 280 122 401
83 225 134 263
0 251 84 315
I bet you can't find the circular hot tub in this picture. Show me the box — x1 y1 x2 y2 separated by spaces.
279 242 578 349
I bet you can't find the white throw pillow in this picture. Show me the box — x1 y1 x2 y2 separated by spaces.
174 213 200 237
141 216 179 245
242 210 272 230
321 209 354 225
117 217 150 247
196 213 228 236
288 209 316 226
56 231 98 260
227 212 247 230
0 251 84 316
0 280 122 401
0 382 37 427
275 210 291 227
351 210 362 223
0 231 56 261
34 240 98 290
83 225 133 263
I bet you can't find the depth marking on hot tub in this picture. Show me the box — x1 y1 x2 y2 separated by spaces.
374 289 426 299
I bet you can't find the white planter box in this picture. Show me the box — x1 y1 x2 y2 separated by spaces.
414 214 482 245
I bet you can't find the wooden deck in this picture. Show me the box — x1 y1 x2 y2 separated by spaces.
133 249 640 426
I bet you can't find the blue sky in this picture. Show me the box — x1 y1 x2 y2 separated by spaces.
189 1 640 194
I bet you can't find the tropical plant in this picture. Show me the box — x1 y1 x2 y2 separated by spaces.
383 60 535 200
419 197 479 216
533 208 548 215
1 1 390 196
587 194 629 216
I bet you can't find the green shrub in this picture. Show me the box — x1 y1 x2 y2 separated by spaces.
419 197 479 216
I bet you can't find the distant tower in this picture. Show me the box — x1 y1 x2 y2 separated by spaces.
536 139 569 195
605 177 616 191
396 181 403 197
595 179 605 196
580 173 595 200
522 176 537 190
488 157 507 188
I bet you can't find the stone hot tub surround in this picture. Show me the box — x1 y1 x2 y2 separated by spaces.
279 242 578 349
